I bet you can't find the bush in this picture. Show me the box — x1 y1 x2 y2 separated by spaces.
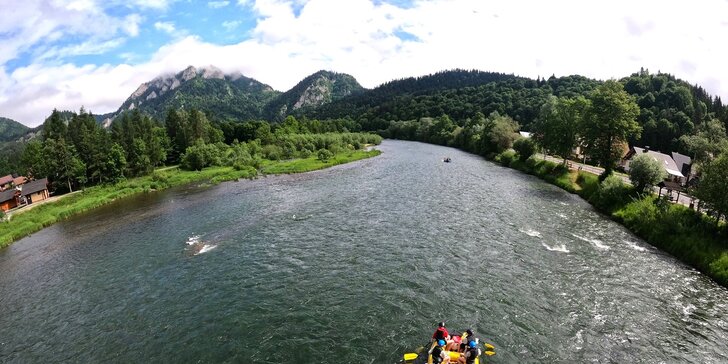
629 153 666 193
589 174 634 213
495 150 517 167
317 149 333 162
181 141 224 170
512 137 536 162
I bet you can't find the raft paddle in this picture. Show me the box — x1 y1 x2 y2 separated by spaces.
403 352 418 361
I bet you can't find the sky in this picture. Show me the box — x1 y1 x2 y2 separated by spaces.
1 0 728 127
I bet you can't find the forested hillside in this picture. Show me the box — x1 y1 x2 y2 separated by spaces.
0 117 30 142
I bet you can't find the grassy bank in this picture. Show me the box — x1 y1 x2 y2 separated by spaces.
0 149 380 249
495 150 728 287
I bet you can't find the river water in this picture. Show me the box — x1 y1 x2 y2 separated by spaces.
1 140 727 363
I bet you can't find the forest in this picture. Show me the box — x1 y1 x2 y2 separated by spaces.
9 108 380 196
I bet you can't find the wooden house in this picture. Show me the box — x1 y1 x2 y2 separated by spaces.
21 178 49 204
0 175 13 191
0 188 20 211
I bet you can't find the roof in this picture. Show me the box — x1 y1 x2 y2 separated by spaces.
671 152 692 176
631 147 684 178
519 131 532 138
13 176 27 186
21 178 48 196
0 175 13 186
0 188 17 203
658 180 684 192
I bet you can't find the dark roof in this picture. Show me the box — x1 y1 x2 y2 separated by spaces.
0 174 13 185
658 180 684 192
631 147 684 178
21 178 48 196
0 189 17 203
671 152 692 176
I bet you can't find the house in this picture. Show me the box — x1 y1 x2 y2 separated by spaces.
622 146 685 182
671 152 693 184
21 178 49 204
0 175 13 191
519 131 532 138
0 188 20 211
13 176 27 187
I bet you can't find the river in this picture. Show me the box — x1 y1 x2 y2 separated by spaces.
1 140 727 363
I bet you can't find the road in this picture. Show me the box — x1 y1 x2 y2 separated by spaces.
535 154 696 208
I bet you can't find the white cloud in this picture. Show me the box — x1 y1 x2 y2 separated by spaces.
208 1 230 8
222 20 242 31
0 1 141 65
2 0 728 127
154 21 177 34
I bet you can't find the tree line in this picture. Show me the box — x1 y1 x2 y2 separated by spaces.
14 109 380 194
379 80 728 223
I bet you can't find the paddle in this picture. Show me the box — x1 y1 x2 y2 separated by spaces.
403 352 418 361
483 342 496 356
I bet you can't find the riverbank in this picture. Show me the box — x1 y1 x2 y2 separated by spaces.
0 148 381 249
495 150 728 287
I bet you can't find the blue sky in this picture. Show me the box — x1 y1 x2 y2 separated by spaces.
2 0 728 127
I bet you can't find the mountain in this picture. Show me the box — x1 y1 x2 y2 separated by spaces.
264 70 364 120
299 69 545 128
0 116 31 142
113 65 281 122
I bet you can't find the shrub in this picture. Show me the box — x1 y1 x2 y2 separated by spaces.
629 153 667 193
317 149 333 162
512 137 536 162
589 174 634 213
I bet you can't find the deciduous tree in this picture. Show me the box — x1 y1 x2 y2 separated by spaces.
582 80 641 178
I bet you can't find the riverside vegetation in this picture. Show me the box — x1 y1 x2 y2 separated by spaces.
0 110 381 248
378 80 728 287
2 67 728 285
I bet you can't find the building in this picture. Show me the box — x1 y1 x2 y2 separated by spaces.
21 178 49 204
12 176 27 187
0 175 13 191
671 152 693 184
622 146 685 182
0 188 19 211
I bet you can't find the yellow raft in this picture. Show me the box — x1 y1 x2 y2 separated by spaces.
403 333 495 363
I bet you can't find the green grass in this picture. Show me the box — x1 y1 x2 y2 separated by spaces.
261 149 381 174
0 149 380 248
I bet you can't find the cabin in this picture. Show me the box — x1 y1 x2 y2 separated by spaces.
622 147 685 183
21 178 49 204
13 176 27 187
0 174 13 191
0 188 20 211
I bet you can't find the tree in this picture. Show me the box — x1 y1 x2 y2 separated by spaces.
533 95 590 164
484 113 520 154
693 153 728 223
628 153 666 193
679 118 728 165
582 80 641 178
21 140 48 179
513 137 536 162
44 138 86 192
41 109 67 142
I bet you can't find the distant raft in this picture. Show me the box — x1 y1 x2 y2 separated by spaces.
443 157 452 163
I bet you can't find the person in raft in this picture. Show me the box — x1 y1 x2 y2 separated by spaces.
429 339 451 364
458 340 481 364
432 322 451 342
458 329 475 353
